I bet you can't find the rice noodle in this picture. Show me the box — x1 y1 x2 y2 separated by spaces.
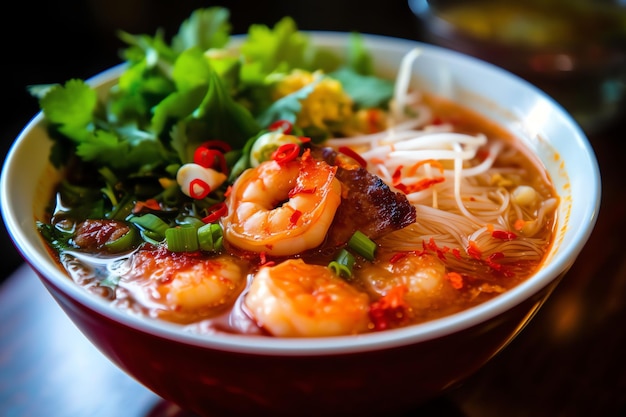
327 47 557 275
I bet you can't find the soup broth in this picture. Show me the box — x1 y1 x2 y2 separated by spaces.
41 89 556 337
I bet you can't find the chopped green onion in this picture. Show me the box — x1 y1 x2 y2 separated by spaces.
348 230 377 261
179 216 205 229
129 213 169 240
100 183 118 207
107 194 135 220
197 223 223 252
104 225 138 252
165 225 199 252
328 249 355 278
140 230 164 245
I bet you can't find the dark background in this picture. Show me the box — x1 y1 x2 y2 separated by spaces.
0 0 421 278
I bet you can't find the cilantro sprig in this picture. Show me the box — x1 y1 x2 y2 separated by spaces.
29 6 393 180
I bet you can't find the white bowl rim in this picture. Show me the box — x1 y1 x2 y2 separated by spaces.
1 32 601 356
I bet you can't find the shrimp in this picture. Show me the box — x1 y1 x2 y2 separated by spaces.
358 252 455 311
221 150 342 256
118 247 248 323
244 259 371 337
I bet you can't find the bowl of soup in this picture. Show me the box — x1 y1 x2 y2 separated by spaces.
0 8 600 417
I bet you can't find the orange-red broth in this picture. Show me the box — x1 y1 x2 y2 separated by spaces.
42 93 557 337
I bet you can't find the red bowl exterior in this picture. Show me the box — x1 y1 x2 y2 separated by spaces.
34 266 562 416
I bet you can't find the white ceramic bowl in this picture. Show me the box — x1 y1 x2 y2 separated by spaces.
1 33 600 416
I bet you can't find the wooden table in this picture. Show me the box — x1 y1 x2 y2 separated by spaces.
1 119 625 417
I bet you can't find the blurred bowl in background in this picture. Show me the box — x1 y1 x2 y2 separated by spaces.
409 0 626 134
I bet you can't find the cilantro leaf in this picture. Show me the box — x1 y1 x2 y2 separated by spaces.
153 47 259 156
76 128 172 172
346 32 374 75
171 7 232 53
190 66 260 150
256 76 321 128
240 17 310 77
38 79 98 142
117 30 177 71
330 67 394 109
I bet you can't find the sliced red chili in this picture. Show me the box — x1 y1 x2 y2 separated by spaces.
272 143 300 164
194 147 228 174
338 145 367 168
189 178 211 199
199 140 232 153
202 202 228 223
268 119 293 134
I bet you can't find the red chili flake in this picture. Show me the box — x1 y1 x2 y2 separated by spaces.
301 148 312 162
299 136 311 143
288 185 316 198
492 230 517 240
476 148 490 161
202 202 228 223
289 209 302 226
467 240 482 259
485 252 514 276
132 198 161 214
486 252 504 267
369 285 410 331
395 177 445 194
446 272 464 289
268 119 293 134
272 143 301 164
436 245 450 261
392 165 404 185
431 116 443 125
259 252 276 267
514 218 526 231
389 252 408 264
337 145 367 168
189 178 211 199
366 109 381 133
451 248 462 259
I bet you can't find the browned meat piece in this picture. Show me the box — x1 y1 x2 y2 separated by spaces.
73 219 130 250
313 146 416 247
